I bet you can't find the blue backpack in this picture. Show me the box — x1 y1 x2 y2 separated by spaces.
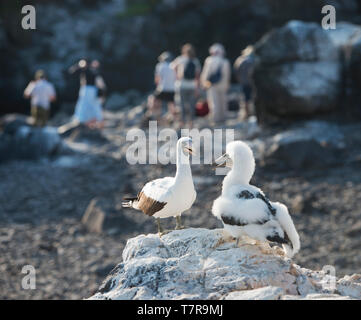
183 60 196 80
207 64 223 85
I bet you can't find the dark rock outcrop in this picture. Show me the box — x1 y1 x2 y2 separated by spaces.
348 33 361 117
327 22 361 118
253 21 341 123
0 114 62 163
254 20 361 124
261 120 345 170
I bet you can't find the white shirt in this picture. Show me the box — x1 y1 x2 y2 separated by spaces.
24 79 56 109
171 56 201 90
155 62 176 92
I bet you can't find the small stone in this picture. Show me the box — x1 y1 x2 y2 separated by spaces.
81 199 106 234
224 286 284 300
345 221 361 237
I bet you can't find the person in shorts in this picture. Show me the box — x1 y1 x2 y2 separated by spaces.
24 70 56 127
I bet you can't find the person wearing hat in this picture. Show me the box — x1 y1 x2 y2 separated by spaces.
153 51 177 123
24 70 56 127
200 43 231 124
234 45 255 119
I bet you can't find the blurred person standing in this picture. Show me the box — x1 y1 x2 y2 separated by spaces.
171 43 201 128
24 70 56 127
154 52 177 123
69 58 106 129
200 43 231 124
91 59 107 111
234 45 255 119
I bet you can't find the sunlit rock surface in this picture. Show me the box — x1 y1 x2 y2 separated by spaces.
90 228 361 300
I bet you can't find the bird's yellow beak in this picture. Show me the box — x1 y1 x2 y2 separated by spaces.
186 147 196 155
214 153 229 167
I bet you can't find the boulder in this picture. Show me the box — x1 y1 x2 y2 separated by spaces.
81 199 106 234
256 62 340 117
0 115 62 163
327 22 361 49
0 114 32 134
327 22 361 118
265 138 337 170
348 33 361 117
89 228 361 300
254 21 341 123
262 120 345 170
255 20 338 64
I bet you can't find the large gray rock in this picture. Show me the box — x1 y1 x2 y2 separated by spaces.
0 115 62 163
347 31 361 116
255 20 338 64
326 22 361 118
262 120 345 169
254 21 342 123
256 62 340 117
89 228 361 300
327 22 361 49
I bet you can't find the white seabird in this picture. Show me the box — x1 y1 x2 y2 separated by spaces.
212 140 300 258
122 137 197 235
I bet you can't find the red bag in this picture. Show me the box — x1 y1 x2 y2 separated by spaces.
195 100 209 117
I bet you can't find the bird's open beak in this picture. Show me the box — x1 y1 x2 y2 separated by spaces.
214 153 229 167
186 147 196 155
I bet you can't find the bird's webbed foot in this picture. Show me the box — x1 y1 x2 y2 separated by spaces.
235 236 253 247
259 242 274 255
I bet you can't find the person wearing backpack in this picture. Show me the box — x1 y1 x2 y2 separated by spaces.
200 43 231 124
171 44 201 128
234 45 255 119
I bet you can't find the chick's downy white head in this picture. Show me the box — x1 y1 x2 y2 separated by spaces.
225 141 255 184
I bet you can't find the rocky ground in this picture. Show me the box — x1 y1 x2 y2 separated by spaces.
1 107 361 299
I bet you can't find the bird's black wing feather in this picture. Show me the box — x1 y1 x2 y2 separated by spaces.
256 193 277 216
221 214 270 227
